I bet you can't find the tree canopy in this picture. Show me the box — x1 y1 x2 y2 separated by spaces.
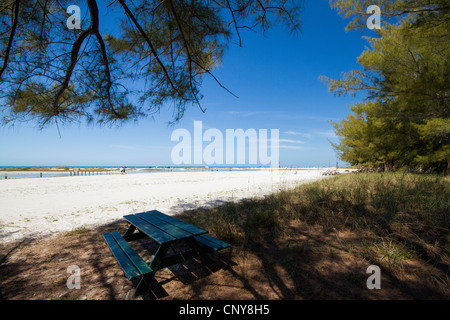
0 0 301 127
322 0 449 173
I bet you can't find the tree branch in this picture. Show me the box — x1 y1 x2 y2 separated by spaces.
191 59 238 98
166 0 205 112
225 0 242 46
51 0 99 118
380 6 450 17
117 0 184 100
0 0 20 79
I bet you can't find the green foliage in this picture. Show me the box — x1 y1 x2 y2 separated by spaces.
0 0 302 127
322 1 449 173
329 0 450 31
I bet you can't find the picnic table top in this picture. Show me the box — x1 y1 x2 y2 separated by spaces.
123 210 208 244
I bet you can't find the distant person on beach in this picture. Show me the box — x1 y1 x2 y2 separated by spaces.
120 166 126 174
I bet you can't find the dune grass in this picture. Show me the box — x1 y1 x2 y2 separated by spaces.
182 172 449 273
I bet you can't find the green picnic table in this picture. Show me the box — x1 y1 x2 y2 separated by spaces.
103 210 230 296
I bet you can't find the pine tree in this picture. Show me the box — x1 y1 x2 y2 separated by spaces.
0 0 302 127
322 0 449 173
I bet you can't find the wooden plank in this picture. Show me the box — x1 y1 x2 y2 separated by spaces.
146 210 207 236
199 234 231 249
194 234 230 251
194 235 222 251
103 233 141 280
124 214 176 244
111 232 153 276
137 212 193 240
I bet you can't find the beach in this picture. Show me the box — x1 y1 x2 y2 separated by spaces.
0 168 331 243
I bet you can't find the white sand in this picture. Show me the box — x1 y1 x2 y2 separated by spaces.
0 169 331 243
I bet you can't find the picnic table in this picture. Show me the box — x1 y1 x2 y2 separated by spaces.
103 210 230 296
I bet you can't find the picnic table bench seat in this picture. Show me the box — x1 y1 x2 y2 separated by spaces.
103 231 155 295
194 234 231 253
103 231 154 280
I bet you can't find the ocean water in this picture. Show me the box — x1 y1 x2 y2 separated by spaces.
2 172 72 179
0 166 285 179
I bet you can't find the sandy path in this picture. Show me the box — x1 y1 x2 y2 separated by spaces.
0 169 327 243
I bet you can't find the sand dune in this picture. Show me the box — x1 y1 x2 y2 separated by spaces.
0 169 329 243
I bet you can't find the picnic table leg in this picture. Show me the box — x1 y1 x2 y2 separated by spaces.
185 237 214 266
148 243 171 272
124 224 136 236
122 224 148 242
134 274 155 297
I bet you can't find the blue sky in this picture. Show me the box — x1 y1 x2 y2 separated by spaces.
0 0 372 167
